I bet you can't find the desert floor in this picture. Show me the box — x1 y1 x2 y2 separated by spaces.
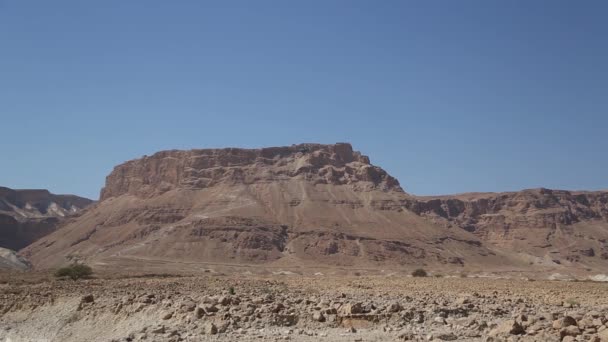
1 270 607 342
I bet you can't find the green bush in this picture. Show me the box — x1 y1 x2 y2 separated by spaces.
54 264 93 280
411 268 427 277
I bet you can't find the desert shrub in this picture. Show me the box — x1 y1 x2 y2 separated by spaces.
434 274 443 278
411 268 427 277
229 286 235 295
565 298 580 306
54 264 93 280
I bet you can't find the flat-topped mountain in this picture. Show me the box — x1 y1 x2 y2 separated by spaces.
24 143 507 270
0 187 93 251
99 143 401 200
21 143 608 274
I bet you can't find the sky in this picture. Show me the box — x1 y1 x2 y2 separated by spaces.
1 1 607 200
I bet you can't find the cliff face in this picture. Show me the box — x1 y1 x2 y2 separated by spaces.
408 189 608 233
100 143 402 200
407 189 608 264
0 187 93 250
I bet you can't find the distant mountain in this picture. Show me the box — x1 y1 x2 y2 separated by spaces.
0 187 93 251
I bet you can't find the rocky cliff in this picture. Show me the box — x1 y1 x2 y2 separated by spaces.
100 143 401 200
406 189 608 266
0 187 93 250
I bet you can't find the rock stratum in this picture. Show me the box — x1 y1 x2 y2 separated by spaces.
407 190 608 270
21 143 608 273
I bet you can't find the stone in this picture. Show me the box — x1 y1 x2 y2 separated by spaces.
560 325 581 338
218 296 231 306
386 302 402 313
203 304 219 313
271 303 285 313
312 311 325 322
194 306 205 319
203 322 218 335
180 300 196 313
150 325 165 334
436 333 458 341
588 311 602 318
81 294 94 303
553 316 577 329
433 316 446 325
598 329 608 341
161 311 173 320
339 302 363 315
489 319 525 336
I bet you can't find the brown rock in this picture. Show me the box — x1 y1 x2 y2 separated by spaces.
218 296 231 306
312 311 325 322
194 306 205 319
203 304 218 313
560 325 581 338
598 328 608 341
553 316 577 329
339 302 363 315
386 302 402 313
203 322 218 335
81 294 94 303
489 319 525 336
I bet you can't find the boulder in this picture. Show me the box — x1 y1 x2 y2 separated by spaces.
339 302 363 315
553 316 577 329
489 319 525 336
312 311 325 322
203 322 218 335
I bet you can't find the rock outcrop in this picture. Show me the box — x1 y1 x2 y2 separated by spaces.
0 247 30 270
100 143 401 200
406 189 608 267
408 189 608 231
0 187 93 250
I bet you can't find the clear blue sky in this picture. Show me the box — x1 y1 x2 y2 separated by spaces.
1 1 607 200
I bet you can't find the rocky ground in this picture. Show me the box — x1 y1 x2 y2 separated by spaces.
1 272 608 342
